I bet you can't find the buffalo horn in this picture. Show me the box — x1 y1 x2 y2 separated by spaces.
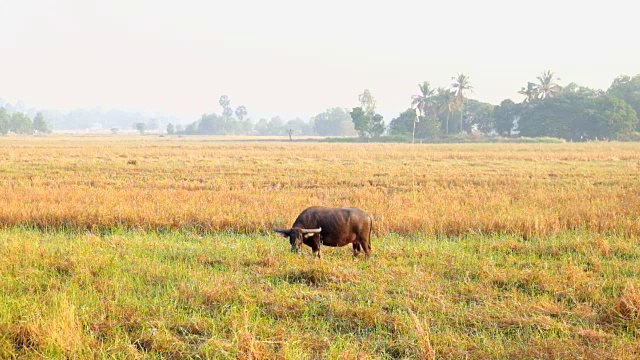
273 227 291 235
301 227 322 234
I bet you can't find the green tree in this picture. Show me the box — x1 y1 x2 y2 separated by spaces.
223 117 246 135
463 99 495 135
607 74 640 131
369 114 385 138
494 99 518 136
147 118 160 131
388 108 417 136
32 112 51 134
197 113 224 135
389 109 441 140
0 107 9 135
184 121 198 134
583 94 637 139
350 107 368 139
254 118 269 135
418 116 441 138
351 90 385 139
240 118 254 134
10 112 32 134
312 108 356 136
285 118 314 135
350 107 384 139
358 89 377 119
267 116 284 135
166 123 175 134
451 73 473 133
518 84 637 140
135 122 146 134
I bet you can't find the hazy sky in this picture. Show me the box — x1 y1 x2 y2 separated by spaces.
1 0 638 122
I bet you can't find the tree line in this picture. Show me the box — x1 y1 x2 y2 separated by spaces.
0 108 51 135
172 72 639 141
383 72 639 142
168 95 357 137
0 98 165 132
2 72 639 141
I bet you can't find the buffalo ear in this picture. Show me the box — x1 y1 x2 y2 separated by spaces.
273 228 291 236
303 233 316 238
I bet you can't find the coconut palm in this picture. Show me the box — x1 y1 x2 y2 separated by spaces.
435 87 457 134
519 82 540 103
411 82 436 118
411 82 435 143
536 70 562 99
451 73 473 133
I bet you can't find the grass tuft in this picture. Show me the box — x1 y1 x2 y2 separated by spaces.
408 308 436 360
614 281 640 323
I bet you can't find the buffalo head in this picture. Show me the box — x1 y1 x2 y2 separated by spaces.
274 227 321 253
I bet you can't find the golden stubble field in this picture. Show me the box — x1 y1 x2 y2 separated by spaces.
0 135 638 237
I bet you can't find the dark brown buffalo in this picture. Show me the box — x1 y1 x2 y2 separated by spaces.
274 206 373 258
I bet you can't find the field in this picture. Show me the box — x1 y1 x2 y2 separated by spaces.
1 136 640 358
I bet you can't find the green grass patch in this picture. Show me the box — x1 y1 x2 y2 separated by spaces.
1 228 639 358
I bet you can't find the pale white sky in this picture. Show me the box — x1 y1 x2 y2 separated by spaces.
1 0 638 122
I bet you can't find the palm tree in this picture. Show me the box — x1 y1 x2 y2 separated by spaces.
519 82 539 103
451 73 473 133
219 95 232 121
411 82 436 117
435 87 457 134
536 70 562 99
219 95 230 110
411 82 435 143
235 105 248 121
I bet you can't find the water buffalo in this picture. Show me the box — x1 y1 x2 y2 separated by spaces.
274 206 373 258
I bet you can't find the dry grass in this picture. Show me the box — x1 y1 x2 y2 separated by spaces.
1 136 640 358
614 282 640 323
408 308 436 360
0 136 638 237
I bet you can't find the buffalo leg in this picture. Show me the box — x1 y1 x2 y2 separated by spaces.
312 246 322 259
311 235 322 259
357 238 371 258
352 242 361 257
363 242 371 257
